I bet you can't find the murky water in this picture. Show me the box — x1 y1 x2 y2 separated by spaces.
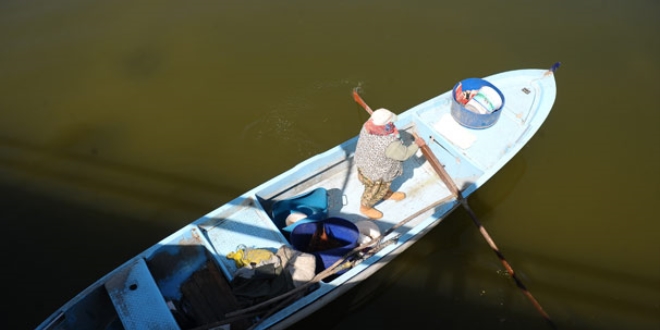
1 1 658 329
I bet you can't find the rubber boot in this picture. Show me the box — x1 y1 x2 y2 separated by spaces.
384 190 406 201
360 205 383 220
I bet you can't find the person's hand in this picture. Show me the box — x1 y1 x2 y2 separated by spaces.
415 136 427 147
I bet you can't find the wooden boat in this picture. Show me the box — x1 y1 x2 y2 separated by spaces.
36 64 559 330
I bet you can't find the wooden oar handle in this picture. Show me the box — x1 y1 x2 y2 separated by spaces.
411 132 462 199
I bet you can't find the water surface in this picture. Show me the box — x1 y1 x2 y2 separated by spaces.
1 1 658 329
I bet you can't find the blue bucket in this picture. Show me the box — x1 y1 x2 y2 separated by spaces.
290 217 359 274
450 78 505 129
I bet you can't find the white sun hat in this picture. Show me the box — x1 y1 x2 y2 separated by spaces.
371 108 398 126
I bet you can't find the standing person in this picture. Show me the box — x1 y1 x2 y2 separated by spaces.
354 108 426 220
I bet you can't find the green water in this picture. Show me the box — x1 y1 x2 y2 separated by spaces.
1 1 658 329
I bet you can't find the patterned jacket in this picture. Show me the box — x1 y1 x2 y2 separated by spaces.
354 126 418 182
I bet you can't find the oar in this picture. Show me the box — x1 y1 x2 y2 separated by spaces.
352 88 556 329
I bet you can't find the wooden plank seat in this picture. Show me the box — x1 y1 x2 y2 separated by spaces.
105 258 179 329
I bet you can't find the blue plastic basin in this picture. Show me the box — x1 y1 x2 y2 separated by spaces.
290 217 359 275
450 78 505 129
